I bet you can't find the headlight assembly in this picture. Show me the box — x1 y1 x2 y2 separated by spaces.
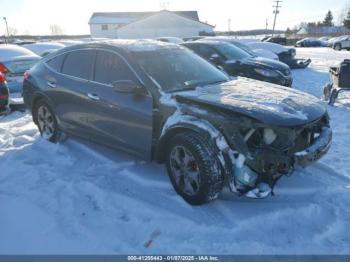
254 68 280 78
263 128 277 145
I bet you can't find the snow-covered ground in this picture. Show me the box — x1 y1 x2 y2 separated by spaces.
0 48 350 255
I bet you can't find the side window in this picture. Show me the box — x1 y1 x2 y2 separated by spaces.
101 25 108 30
46 54 66 72
94 50 137 85
187 44 200 53
198 45 216 59
62 50 95 80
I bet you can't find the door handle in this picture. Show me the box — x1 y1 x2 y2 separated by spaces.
47 81 56 88
87 93 100 101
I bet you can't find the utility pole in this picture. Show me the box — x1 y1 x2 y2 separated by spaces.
272 0 282 37
3 17 9 44
265 18 268 31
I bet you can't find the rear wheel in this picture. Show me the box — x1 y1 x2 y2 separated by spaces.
165 132 224 205
33 100 61 143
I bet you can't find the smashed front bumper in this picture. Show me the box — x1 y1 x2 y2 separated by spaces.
294 127 332 167
227 126 332 199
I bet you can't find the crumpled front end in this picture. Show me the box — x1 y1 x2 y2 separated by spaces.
220 113 332 198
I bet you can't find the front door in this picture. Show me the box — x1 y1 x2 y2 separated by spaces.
86 50 153 159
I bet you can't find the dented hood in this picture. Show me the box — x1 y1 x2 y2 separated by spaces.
175 78 326 126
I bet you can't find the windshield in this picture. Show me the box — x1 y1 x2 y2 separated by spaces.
133 48 229 92
213 42 252 61
229 41 255 56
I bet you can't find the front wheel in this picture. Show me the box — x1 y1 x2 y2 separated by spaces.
165 132 224 205
33 100 61 143
334 43 342 51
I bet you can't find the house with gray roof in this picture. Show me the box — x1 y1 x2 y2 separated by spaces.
89 10 215 39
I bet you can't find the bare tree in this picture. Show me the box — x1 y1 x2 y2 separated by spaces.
49 24 64 35
22 29 31 35
8 27 18 36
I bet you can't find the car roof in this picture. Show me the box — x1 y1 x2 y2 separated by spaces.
44 39 185 62
182 40 223 46
90 39 182 52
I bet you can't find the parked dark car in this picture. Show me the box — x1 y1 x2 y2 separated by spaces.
23 40 332 205
263 36 287 46
181 40 292 86
0 72 9 114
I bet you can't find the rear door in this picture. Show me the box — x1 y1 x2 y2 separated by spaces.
45 49 98 137
85 49 153 159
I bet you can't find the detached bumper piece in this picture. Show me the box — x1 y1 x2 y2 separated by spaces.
294 127 332 167
287 59 311 69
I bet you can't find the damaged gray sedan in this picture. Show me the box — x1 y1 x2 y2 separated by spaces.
23 40 332 205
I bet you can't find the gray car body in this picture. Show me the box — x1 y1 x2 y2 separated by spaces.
23 40 331 188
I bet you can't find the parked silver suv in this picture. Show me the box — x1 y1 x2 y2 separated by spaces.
332 35 350 51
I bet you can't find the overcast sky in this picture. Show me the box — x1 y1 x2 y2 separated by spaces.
1 0 349 35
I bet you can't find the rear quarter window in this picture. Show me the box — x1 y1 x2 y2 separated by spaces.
46 54 66 72
61 50 95 79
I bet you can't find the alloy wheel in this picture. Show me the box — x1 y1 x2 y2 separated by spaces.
37 105 55 139
169 145 200 196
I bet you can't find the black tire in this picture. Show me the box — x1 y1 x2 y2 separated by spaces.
165 132 224 205
334 43 342 51
323 83 332 101
32 99 61 143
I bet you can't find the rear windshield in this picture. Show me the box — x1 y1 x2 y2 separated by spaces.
133 48 229 92
213 42 252 61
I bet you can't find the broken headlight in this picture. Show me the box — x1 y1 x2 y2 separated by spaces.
263 128 277 145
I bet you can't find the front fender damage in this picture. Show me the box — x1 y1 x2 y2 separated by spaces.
160 111 272 199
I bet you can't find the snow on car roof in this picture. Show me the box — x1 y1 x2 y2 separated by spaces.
246 42 288 54
102 39 182 52
0 44 39 61
22 42 65 56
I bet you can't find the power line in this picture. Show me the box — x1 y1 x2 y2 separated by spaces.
272 0 282 36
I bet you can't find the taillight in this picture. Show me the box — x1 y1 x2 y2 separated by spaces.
24 71 30 81
0 72 6 83
0 63 8 74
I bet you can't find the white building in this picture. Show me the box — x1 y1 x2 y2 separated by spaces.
89 10 215 39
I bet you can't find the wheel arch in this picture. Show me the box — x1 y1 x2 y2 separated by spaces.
155 125 206 163
154 116 230 166
31 92 57 125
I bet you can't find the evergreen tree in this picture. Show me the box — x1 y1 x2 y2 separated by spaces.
323 10 334 26
343 11 350 29
285 27 292 36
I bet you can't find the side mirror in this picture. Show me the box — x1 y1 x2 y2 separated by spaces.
112 80 142 94
209 53 222 64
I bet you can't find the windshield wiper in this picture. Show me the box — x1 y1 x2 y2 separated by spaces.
184 79 228 89
166 79 229 93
